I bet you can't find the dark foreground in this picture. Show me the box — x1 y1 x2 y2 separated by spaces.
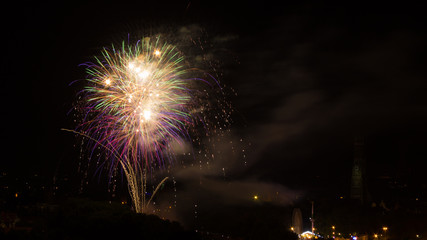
0 198 298 240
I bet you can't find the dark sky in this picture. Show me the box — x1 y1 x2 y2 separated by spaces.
3 1 427 206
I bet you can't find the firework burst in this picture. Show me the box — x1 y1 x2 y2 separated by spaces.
74 36 215 213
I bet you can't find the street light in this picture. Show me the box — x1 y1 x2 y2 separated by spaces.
382 227 388 239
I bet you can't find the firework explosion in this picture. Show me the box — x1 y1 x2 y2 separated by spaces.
74 36 220 213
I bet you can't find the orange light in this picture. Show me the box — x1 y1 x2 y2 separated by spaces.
15 193 18 198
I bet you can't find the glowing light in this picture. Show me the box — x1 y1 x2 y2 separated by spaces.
253 195 258 200
15 193 18 198
301 231 317 239
105 78 111 85
143 109 152 121
154 50 161 56
138 70 150 79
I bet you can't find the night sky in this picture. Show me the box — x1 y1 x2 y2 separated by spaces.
3 1 427 217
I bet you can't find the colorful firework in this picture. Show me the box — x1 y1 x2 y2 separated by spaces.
73 36 218 213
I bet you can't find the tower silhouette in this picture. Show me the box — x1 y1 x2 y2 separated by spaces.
350 136 367 203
